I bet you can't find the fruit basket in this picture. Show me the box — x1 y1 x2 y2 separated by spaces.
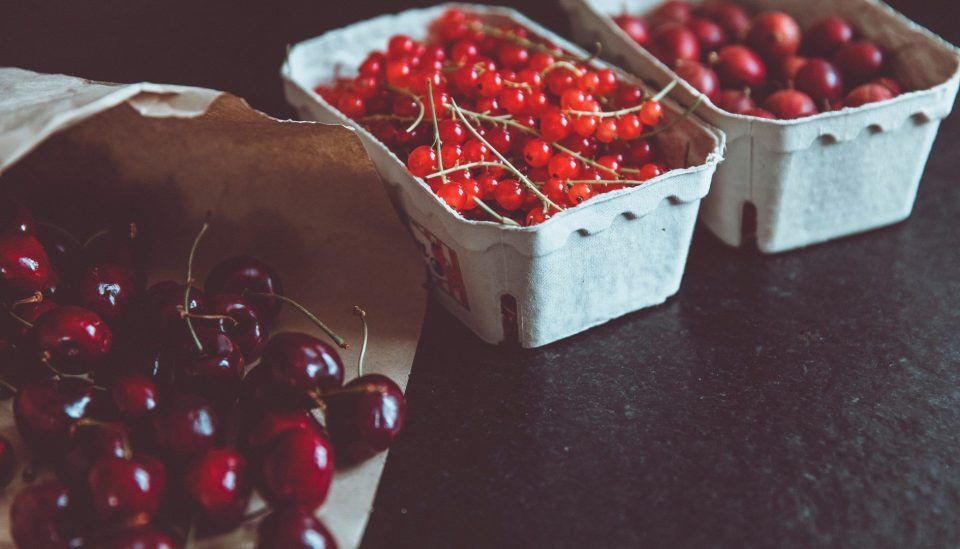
283 3 725 348
560 0 960 253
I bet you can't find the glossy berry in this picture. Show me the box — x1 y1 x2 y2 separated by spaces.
845 83 895 108
675 62 720 104
715 45 768 89
183 448 252 531
0 197 34 234
835 41 885 80
88 455 166 524
540 110 571 142
614 14 649 45
747 11 801 60
548 154 581 180
257 429 334 512
260 332 344 399
717 89 755 114
36 223 82 280
494 180 525 211
0 434 16 489
804 16 855 57
10 480 86 548
687 17 727 52
326 374 407 463
796 59 845 103
649 1 692 26
700 1 751 40
143 280 204 344
567 184 594 205
523 139 553 168
242 410 325 454
112 375 160 420
257 507 338 549
204 293 268 361
175 326 244 408
32 305 113 375
764 90 818 119
437 182 467 210
57 422 128 489
407 145 438 178
148 394 220 460
650 23 701 67
205 255 284 323
14 377 94 451
76 263 138 321
0 232 58 302
744 107 776 119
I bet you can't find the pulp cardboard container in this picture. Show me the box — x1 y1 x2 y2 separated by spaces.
560 0 960 253
283 4 725 348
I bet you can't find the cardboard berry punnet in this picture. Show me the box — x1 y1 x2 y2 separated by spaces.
283 3 726 348
560 0 960 253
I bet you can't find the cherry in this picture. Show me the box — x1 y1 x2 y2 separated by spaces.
871 77 901 96
675 61 721 103
0 434 16 488
699 1 750 40
779 55 808 84
32 305 113 375
650 23 701 67
57 422 129 491
687 17 727 52
325 374 407 463
183 448 252 532
99 527 176 549
206 256 284 323
717 89 755 114
146 394 220 460
76 262 139 321
260 332 344 397
0 232 58 303
0 338 48 399
747 11 801 60
845 83 895 108
804 16 855 57
142 280 204 344
835 41 884 81
256 507 337 549
649 1 693 26
96 339 174 391
744 107 776 119
14 377 93 451
88 454 166 524
175 325 244 407
715 45 768 89
0 197 34 234
242 410 324 454
202 293 267 361
3 296 57 343
764 89 818 119
10 480 87 548
795 59 845 103
257 429 334 512
84 222 145 277
112 375 160 420
36 223 83 281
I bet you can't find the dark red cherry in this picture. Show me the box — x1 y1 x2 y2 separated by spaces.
204 293 268 361
183 448 252 532
3 297 57 343
0 434 16 488
142 280 204 345
845 83 895 108
835 41 884 81
649 0 692 26
746 11 801 60
613 14 648 46
36 224 83 282
205 256 284 323
0 338 51 399
99 527 176 549
242 410 325 454
147 394 220 460
325 374 407 463
687 17 727 52
14 377 94 451
175 325 244 408
10 480 87 548
240 363 314 412
88 455 166 524
84 222 145 275
675 61 721 103
717 89 755 114
96 339 175 391
649 23 700 67
804 16 854 57
0 232 58 303
699 1 750 40
0 197 34 234
76 263 139 321
764 89 818 119
260 332 344 396
112 375 160 420
32 305 112 375
257 429 334 512
714 45 767 89
795 59 844 103
56 421 128 490
256 507 338 549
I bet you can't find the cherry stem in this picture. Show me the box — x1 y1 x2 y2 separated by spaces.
82 227 110 248
10 291 43 308
6 309 34 329
0 376 18 394
176 306 238 327
386 84 425 133
244 291 348 349
37 222 82 248
472 197 521 226
427 79 448 185
241 506 271 524
353 306 368 378
184 212 212 355
450 98 561 213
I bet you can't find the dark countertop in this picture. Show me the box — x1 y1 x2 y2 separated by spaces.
3 1 959 547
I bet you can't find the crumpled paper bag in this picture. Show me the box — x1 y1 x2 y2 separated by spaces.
0 67 426 548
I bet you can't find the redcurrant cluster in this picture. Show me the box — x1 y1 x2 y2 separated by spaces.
315 9 688 227
0 197 404 548
615 1 903 119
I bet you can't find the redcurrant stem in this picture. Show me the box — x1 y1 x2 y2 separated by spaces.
353 306 368 378
552 143 619 177
11 291 43 308
563 80 678 119
386 85 425 133
541 60 584 77
445 104 535 136
359 114 416 123
243 291 348 349
630 94 704 141
472 197 521 226
184 212 212 355
426 79 447 185
425 161 504 179
565 179 647 186
450 98 561 212
652 79 678 102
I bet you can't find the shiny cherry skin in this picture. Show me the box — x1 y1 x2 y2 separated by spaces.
649 0 692 26
650 23 700 67
687 17 727 52
146 394 220 461
0 197 34 234
242 410 325 455
747 11 801 60
0 434 16 488
717 89 755 114
256 507 338 549
834 41 884 81
10 480 87 548
32 305 113 375
205 255 284 323
95 339 175 392
804 16 854 57
174 325 244 408
36 223 82 282
183 448 252 532
57 422 128 490
764 90 818 119
240 363 314 412
88 455 166 524
699 1 750 40
3 298 57 343
674 61 720 103
142 280 204 345
714 45 767 89
845 83 895 108
76 262 139 321
204 293 268 361
613 14 648 46
795 59 845 103
325 374 407 463
0 231 58 303
14 377 94 451
112 375 160 420
257 429 334 512
99 527 176 549
260 332 345 396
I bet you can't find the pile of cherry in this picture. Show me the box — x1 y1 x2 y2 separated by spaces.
316 8 689 227
0 199 406 548
615 0 904 119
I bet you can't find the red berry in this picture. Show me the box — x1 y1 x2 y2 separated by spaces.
639 163 663 180
88 455 166 524
650 23 701 67
616 114 643 140
32 306 112 375
744 107 776 119
540 110 572 142
205 256 283 323
387 35 416 59
779 55 809 83
257 430 334 512
542 178 568 205
499 88 527 114
437 182 467 210
476 71 504 98
494 180 526 211
675 61 720 103
845 83 894 108
451 40 479 64
10 481 85 548
385 60 411 86
548 153 581 180
407 145 438 177
795 59 844 103
567 183 594 204
453 66 480 95
617 85 644 108
112 375 159 420
614 14 649 45
336 93 366 118
462 139 490 163
324 373 407 463
257 508 336 549
764 89 818 119
183 448 252 531
525 207 552 226
528 52 556 72
523 139 553 167
804 17 854 57
596 69 618 95
573 115 599 138
835 41 885 80
700 1 751 40
717 89 756 114
747 11 801 60
438 119 466 144
871 77 902 96
715 45 768 89
0 232 57 303
596 119 619 143
628 139 656 164
577 71 601 94
359 52 385 76
649 1 693 26
688 17 727 52
498 43 530 69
